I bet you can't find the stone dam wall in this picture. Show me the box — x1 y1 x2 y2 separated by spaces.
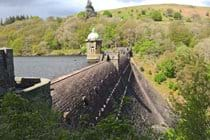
0 47 173 131
51 60 127 128
51 56 174 131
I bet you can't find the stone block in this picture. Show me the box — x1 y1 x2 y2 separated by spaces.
0 48 15 94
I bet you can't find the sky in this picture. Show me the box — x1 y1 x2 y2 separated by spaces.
0 0 210 19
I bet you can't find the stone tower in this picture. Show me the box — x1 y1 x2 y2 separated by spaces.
86 28 102 62
86 0 97 18
0 48 15 95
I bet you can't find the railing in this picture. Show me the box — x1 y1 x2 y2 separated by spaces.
94 63 133 121
116 69 133 119
51 61 105 85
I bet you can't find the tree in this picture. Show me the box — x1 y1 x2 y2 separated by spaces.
133 39 161 57
103 10 113 17
154 72 167 84
103 23 117 48
165 54 210 140
69 116 140 140
173 12 182 20
165 8 174 17
0 19 3 26
169 22 193 46
9 37 24 55
77 11 86 18
86 0 97 18
0 93 70 140
158 59 176 78
141 10 146 15
151 11 162 21
195 38 210 63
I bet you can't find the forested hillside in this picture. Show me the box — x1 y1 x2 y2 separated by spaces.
0 17 63 56
0 4 210 56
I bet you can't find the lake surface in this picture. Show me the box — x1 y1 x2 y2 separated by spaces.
14 56 89 79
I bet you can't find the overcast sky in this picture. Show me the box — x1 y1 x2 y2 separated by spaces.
0 0 210 19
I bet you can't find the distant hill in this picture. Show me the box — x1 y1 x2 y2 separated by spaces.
108 4 210 19
0 4 210 56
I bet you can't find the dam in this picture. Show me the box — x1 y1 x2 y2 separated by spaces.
0 30 174 132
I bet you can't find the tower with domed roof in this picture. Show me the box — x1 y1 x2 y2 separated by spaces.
86 28 102 62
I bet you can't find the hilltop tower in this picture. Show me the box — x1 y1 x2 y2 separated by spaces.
86 0 97 18
86 28 102 62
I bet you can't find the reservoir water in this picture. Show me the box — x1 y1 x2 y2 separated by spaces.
14 56 89 79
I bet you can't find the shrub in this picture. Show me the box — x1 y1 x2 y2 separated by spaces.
154 72 167 84
103 24 117 47
103 10 113 17
206 12 209 16
151 11 162 21
186 18 192 22
194 38 210 63
141 10 146 15
148 70 152 75
169 22 193 46
173 12 182 20
165 8 174 17
192 14 201 21
158 59 176 78
175 45 193 72
165 55 210 140
133 39 156 56
77 11 86 18
80 45 87 54
140 66 145 72
0 93 70 140
70 116 140 140
102 46 109 52
168 81 178 91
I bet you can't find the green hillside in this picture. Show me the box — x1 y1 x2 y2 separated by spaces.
0 17 63 56
0 4 210 56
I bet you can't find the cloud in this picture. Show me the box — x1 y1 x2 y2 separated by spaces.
0 0 36 6
0 0 209 19
137 0 207 6
89 0 208 10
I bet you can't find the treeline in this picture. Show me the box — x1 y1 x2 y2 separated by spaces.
0 17 63 56
0 15 31 26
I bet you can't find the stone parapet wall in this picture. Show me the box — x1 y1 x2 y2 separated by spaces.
15 77 51 106
0 48 15 95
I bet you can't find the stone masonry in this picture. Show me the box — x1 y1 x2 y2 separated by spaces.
0 48 15 95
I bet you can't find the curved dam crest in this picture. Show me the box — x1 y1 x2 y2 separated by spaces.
51 55 174 131
0 47 174 133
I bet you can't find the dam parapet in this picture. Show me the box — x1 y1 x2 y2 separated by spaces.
0 47 51 104
0 48 15 95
